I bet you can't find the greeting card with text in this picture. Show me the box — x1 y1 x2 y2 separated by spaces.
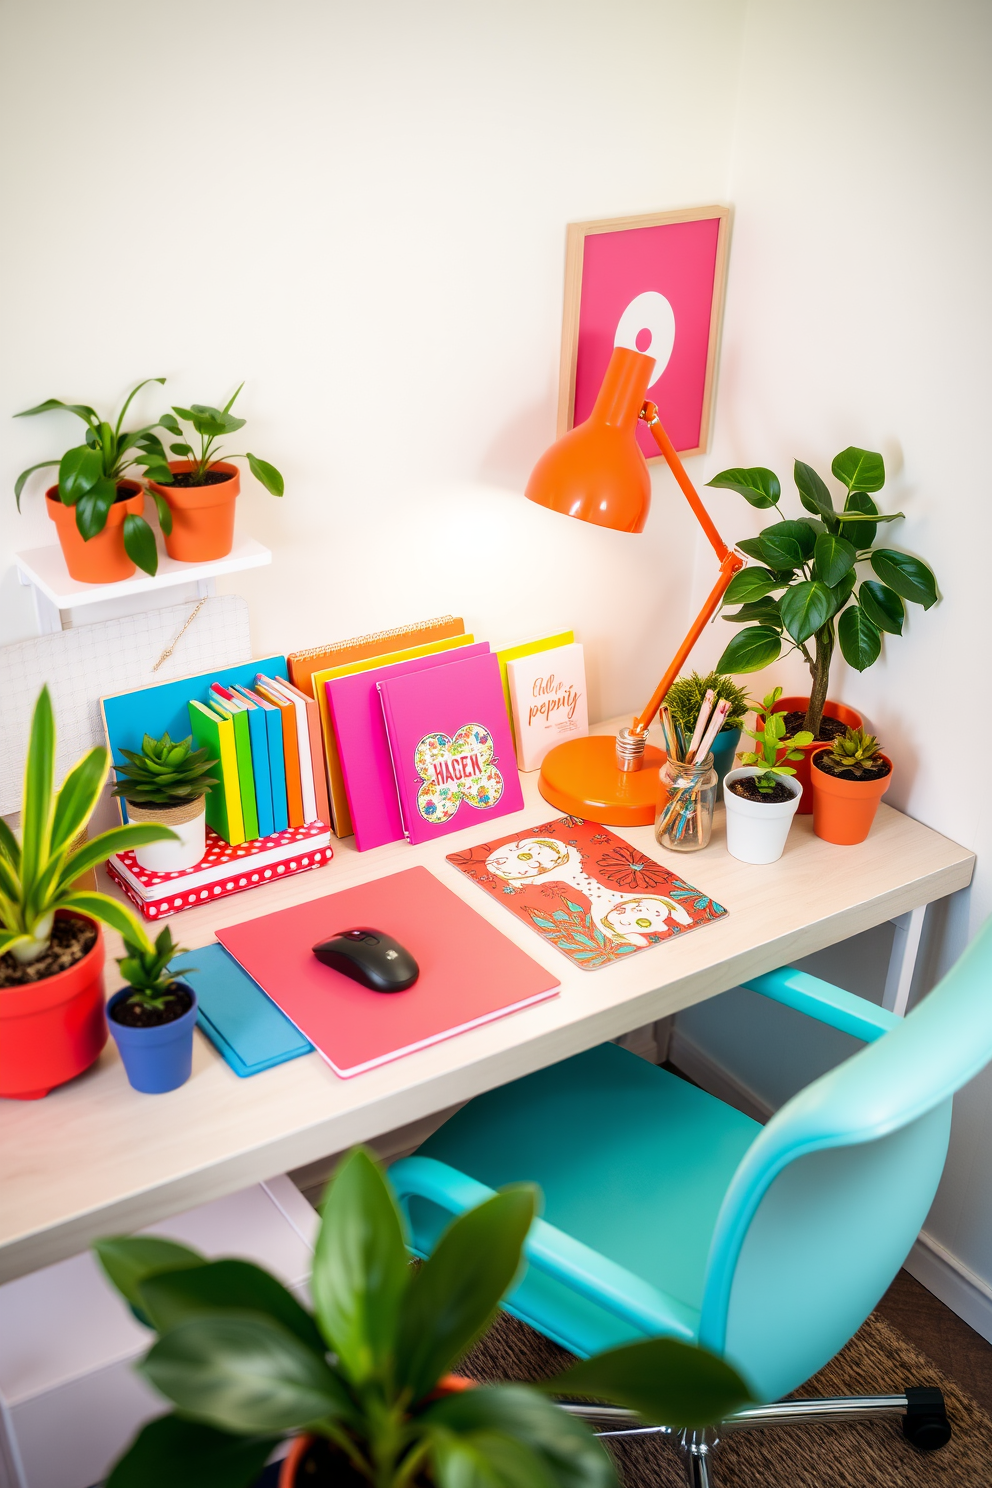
506 642 588 771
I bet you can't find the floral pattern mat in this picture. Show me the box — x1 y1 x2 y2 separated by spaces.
447 815 727 971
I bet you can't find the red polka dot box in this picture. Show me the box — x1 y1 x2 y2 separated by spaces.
106 821 333 921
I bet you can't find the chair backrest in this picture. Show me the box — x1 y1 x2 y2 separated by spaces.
699 914 992 1403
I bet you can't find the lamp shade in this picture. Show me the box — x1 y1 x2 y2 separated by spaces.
525 346 656 533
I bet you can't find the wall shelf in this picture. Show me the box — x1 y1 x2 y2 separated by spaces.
14 533 272 634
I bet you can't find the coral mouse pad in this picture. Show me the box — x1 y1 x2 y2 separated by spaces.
448 817 727 971
216 866 559 1077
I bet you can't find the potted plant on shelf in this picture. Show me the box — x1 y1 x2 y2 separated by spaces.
811 726 893 845
0 687 178 1099
148 384 284 563
95 1147 749 1488
111 731 218 872
14 379 175 582
664 670 750 797
108 926 199 1094
709 445 937 810
723 688 812 864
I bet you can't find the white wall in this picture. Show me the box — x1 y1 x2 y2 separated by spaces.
0 0 746 723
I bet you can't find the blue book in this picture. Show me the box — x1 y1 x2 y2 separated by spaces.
232 686 274 838
238 685 288 832
177 943 312 1078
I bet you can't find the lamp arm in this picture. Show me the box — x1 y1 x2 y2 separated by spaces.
630 404 744 738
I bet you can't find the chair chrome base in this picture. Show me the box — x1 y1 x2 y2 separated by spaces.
558 1387 952 1486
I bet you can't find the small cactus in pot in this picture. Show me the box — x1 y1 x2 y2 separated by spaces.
112 733 218 872
813 726 890 780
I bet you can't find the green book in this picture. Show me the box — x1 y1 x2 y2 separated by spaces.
188 701 245 845
210 693 260 842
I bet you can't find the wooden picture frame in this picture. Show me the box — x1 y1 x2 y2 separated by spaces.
557 204 732 460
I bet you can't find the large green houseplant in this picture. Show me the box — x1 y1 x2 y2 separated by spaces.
96 1148 749 1488
710 446 938 735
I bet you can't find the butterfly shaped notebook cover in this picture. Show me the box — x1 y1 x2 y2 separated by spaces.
378 651 524 845
447 815 727 971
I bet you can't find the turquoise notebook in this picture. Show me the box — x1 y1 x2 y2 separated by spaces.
176 943 312 1078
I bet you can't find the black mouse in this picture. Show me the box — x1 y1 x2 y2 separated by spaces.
312 927 420 993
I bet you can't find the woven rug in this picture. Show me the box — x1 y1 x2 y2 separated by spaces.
459 1310 992 1486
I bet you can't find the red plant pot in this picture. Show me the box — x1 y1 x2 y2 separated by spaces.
811 747 893 845
46 482 146 584
0 914 107 1100
148 460 239 563
757 695 864 815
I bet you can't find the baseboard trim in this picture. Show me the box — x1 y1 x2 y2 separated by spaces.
668 1028 773 1124
907 1229 992 1346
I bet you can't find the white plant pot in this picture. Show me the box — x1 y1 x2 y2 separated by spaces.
723 767 802 865
127 799 207 872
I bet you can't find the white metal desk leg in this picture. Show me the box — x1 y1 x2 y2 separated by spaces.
883 906 926 1017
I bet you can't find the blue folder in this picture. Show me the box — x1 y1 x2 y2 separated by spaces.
239 692 275 838
175 942 313 1078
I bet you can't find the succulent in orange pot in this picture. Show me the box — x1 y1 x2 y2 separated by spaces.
811 727 893 845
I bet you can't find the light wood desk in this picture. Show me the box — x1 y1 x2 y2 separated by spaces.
0 721 974 1284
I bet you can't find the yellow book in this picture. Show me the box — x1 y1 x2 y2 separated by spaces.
313 634 474 838
495 632 574 744
189 700 245 846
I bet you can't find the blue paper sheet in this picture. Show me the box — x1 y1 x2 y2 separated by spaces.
174 942 313 1078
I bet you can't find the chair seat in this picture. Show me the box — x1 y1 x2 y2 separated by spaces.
412 1041 761 1357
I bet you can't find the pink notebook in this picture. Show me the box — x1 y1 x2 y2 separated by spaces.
327 643 490 852
378 651 525 845
216 866 560 1077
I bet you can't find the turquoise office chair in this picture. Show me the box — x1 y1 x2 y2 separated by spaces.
391 915 992 1486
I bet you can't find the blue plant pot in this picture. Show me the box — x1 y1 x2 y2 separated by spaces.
710 728 741 800
108 984 198 1094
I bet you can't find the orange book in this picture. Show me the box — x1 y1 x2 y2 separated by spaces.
256 677 303 827
287 616 465 698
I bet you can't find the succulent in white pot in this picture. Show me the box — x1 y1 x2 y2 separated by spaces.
723 689 810 864
112 732 218 872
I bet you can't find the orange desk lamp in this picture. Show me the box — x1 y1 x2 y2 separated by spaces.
525 345 743 825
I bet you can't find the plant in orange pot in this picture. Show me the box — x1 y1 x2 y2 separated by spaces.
96 1148 748 1488
0 687 179 1099
149 384 284 562
14 380 175 581
811 727 893 845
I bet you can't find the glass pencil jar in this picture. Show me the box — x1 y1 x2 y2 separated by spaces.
654 752 717 852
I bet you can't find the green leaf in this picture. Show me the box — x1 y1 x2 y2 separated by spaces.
49 746 109 857
870 549 938 609
151 489 174 535
539 1337 751 1429
722 567 780 606
58 823 178 892
813 533 856 587
73 478 116 537
94 1236 206 1314
246 453 284 496
59 890 151 948
223 382 245 414
21 685 55 899
758 519 815 569
59 444 104 503
159 413 183 436
838 605 882 671
15 397 99 424
734 537 767 562
123 513 159 576
837 489 879 546
779 581 834 643
705 466 780 508
170 442 194 458
141 1312 347 1435
310 1147 409 1386
106 1414 279 1488
0 813 21 870
426 1385 613 1488
715 626 782 674
396 1186 536 1402
829 567 858 612
832 445 885 493
859 579 904 634
793 460 835 520
722 599 783 628
139 1259 326 1355
431 1430 557 1488
14 459 59 510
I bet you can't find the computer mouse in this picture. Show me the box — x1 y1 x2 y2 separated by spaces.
311 927 420 993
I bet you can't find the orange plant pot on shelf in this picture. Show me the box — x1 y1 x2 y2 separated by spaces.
149 459 239 563
811 746 893 845
759 695 864 814
0 914 107 1100
46 481 145 584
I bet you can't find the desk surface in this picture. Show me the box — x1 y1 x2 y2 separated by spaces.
0 720 974 1283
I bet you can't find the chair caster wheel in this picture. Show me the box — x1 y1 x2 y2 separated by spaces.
902 1387 951 1451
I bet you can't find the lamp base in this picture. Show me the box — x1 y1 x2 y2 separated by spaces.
537 734 665 827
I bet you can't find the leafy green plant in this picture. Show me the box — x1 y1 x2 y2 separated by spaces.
112 732 218 808
816 726 886 779
14 379 175 576
118 926 195 1010
710 446 938 736
0 688 176 965
159 384 284 494
664 671 750 737
95 1147 750 1488
736 687 813 796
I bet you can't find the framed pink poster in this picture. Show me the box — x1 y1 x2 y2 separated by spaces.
557 205 731 460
